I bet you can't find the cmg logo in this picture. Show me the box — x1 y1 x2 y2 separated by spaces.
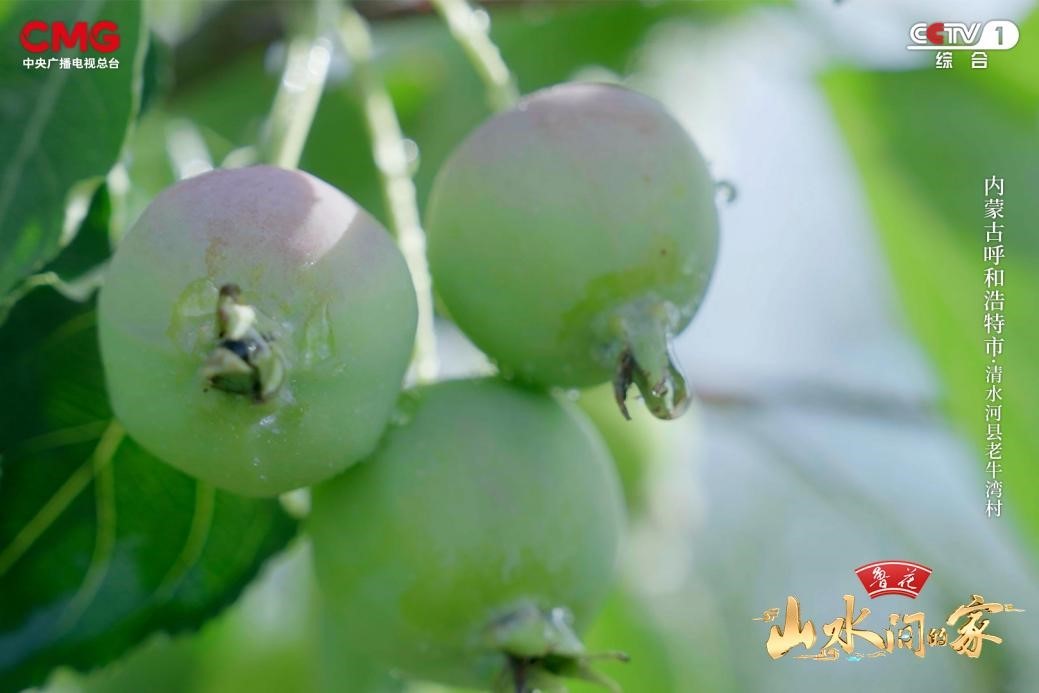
20 21 120 53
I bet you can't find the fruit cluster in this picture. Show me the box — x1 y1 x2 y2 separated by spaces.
98 82 718 690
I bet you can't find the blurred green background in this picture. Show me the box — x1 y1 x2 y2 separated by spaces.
2 0 1038 691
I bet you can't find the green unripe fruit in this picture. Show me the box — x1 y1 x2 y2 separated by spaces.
99 166 417 497
427 82 719 420
309 378 625 690
570 588 687 693
577 383 673 514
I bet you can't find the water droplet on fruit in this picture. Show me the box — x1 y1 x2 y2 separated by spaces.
633 342 690 420
301 303 334 367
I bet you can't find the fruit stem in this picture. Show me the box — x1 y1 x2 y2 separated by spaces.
261 32 332 169
611 304 691 421
339 4 439 384
430 0 519 112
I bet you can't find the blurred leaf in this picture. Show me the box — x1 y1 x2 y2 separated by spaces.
46 635 200 693
823 34 1039 554
119 110 179 227
147 0 229 46
0 0 145 298
165 46 276 160
44 183 112 284
493 1 733 90
969 11 1039 115
0 288 297 691
0 184 111 325
138 33 174 118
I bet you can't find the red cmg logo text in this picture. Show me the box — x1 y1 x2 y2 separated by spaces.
20 21 120 53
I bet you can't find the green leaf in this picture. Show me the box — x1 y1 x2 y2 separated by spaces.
0 0 146 298
0 288 297 691
0 183 112 326
43 183 113 284
822 28 1039 552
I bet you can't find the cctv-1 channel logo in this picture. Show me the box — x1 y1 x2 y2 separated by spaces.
907 20 1019 51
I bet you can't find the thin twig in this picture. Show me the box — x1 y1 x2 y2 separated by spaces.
431 0 519 112
339 4 438 383
262 33 333 169
694 378 938 425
